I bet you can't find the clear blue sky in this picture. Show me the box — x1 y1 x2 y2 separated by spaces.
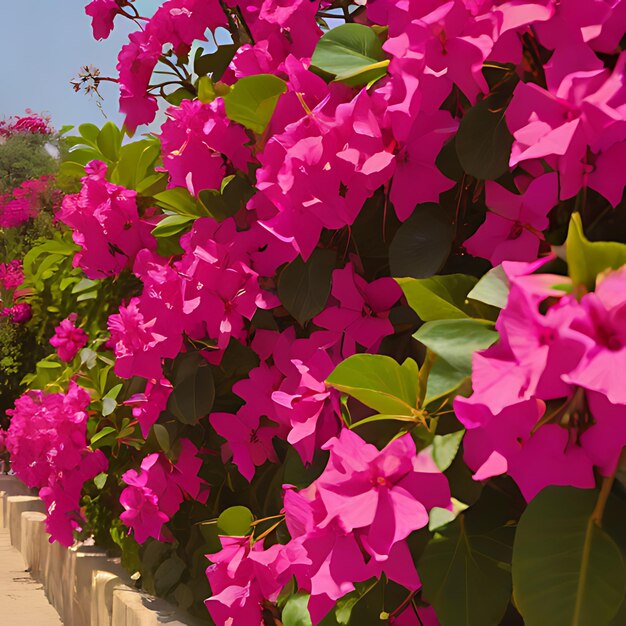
1 1 160 129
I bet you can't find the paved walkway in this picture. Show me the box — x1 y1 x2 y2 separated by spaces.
0 528 62 625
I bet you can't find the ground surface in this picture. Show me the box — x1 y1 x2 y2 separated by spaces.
0 528 63 625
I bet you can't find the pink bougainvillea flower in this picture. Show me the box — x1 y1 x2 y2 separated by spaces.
313 262 402 357
464 172 558 265
455 397 595 500
124 377 173 438
316 429 450 561
120 439 206 543
85 0 123 40
57 161 155 279
0 260 24 290
50 313 88 363
160 98 251 196
390 110 457 220
0 176 50 228
210 408 279 481
507 45 626 204
564 266 626 405
2 302 33 324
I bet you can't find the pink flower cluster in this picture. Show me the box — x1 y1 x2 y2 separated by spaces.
1 302 32 324
57 161 155 279
205 430 450 625
455 260 626 501
6 382 107 545
0 112 52 137
49 314 89 362
0 260 24 290
120 439 207 543
0 176 51 228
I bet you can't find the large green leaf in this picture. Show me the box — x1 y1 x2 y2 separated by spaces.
311 23 389 87
278 249 336 325
414 319 498 375
326 354 420 417
420 520 513 626
513 486 626 626
456 97 514 180
153 187 209 218
223 74 287 134
566 212 626 290
397 274 478 321
389 204 454 279
167 352 215 425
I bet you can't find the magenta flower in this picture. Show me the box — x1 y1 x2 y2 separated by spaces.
0 260 24 290
85 0 123 40
210 409 278 481
124 377 173 438
315 429 451 561
2 302 32 324
50 314 89 363
160 98 251 196
464 173 558 265
313 263 402 357
57 161 156 279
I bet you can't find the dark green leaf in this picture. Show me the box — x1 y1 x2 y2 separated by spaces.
217 506 254 536
223 74 287 134
153 188 209 217
278 249 336 325
513 486 626 626
195 44 238 80
389 204 454 278
167 352 215 425
311 24 389 87
420 520 513 626
326 355 420 416
151 215 195 239
154 555 186 596
456 97 514 180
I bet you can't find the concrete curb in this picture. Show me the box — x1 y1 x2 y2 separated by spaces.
1 475 202 626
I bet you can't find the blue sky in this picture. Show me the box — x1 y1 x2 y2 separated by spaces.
1 1 160 129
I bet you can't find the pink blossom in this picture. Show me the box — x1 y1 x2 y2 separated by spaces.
507 45 626 204
464 173 558 265
124 377 173 438
210 409 279 481
85 0 123 40
57 161 156 279
2 303 33 324
313 262 402 357
160 98 251 196
50 314 89 363
0 176 50 228
120 439 207 543
0 260 24 290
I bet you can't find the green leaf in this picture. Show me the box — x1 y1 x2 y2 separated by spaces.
96 122 122 162
198 175 255 222
153 424 171 452
91 427 117 448
424 355 466 405
151 215 195 239
167 352 216 425
311 24 389 87
566 212 626 289
153 188 209 217
282 593 313 626
278 249 336 325
414 319 498 375
513 486 626 626
78 123 100 147
397 274 478 321
104 383 123 400
102 397 117 417
455 96 514 180
223 74 287 134
432 430 465 472
154 555 186 596
93 472 108 490
467 264 510 309
217 506 254 536
389 204 454 279
326 355 420 416
420 520 513 626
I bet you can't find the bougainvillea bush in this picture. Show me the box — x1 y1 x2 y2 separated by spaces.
2 0 626 624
